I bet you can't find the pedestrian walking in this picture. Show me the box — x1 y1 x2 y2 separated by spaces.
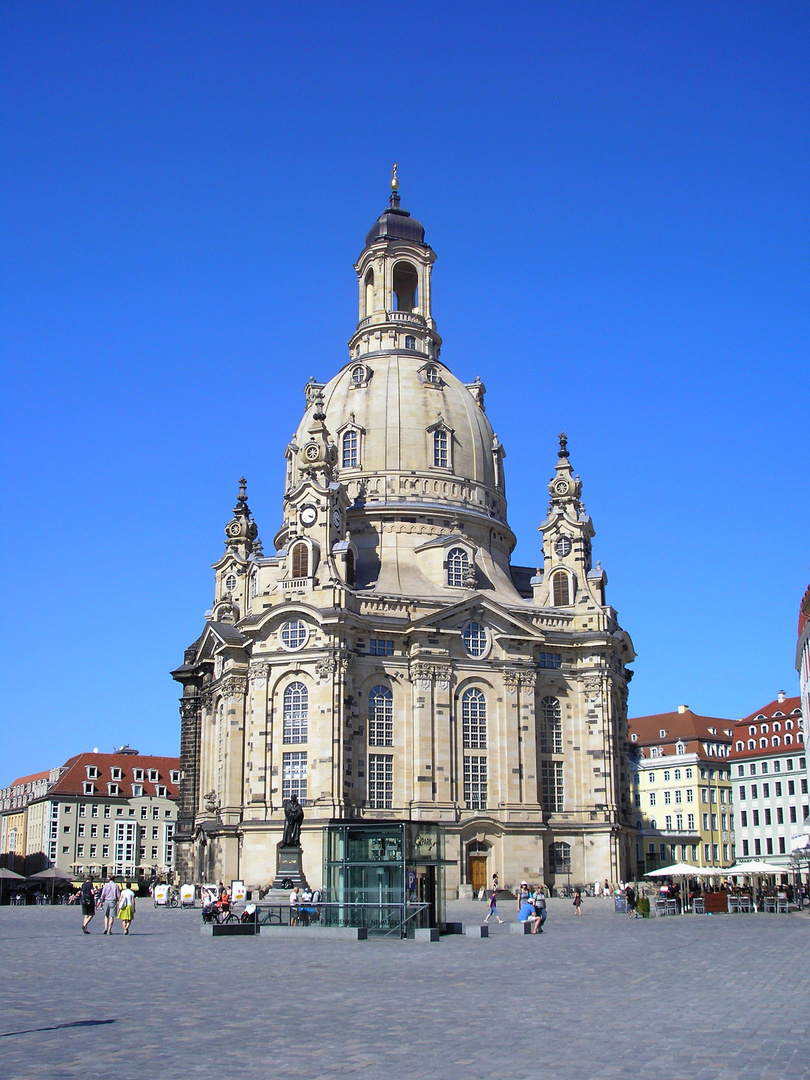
573 888 583 915
100 875 121 935
484 889 504 923
625 883 638 919
80 875 96 934
532 886 547 932
117 881 136 935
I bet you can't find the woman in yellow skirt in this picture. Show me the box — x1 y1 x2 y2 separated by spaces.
117 881 136 935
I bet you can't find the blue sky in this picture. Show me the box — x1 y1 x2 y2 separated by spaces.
2 1 809 783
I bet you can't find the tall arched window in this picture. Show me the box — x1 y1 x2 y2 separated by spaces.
393 261 418 311
283 682 308 743
447 547 468 586
433 428 448 467
552 571 570 606
364 268 374 316
342 429 358 468
369 685 393 746
462 688 487 749
345 548 355 588
291 542 308 579
540 696 562 753
548 840 570 873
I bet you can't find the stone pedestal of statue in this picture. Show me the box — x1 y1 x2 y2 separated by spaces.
269 844 309 890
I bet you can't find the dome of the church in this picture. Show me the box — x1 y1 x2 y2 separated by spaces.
365 205 426 247
291 353 506 526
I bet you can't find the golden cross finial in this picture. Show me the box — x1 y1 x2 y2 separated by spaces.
391 162 399 190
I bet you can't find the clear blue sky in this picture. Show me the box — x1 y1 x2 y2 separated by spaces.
2 1 808 784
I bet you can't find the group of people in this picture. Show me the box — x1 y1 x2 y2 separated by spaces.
79 874 136 935
485 880 548 934
289 884 321 925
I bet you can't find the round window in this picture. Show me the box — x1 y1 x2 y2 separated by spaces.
280 620 309 651
225 574 237 591
351 365 366 384
555 537 572 558
462 622 488 658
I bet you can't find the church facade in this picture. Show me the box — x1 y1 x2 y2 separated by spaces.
172 179 636 897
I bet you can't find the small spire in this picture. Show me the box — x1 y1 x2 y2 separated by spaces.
558 432 569 459
313 390 326 422
390 162 401 209
237 476 248 506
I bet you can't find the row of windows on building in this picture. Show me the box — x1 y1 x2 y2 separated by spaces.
635 788 728 807
55 803 173 820
735 757 805 776
738 777 807 800
642 842 730 864
739 805 808 828
279 683 566 753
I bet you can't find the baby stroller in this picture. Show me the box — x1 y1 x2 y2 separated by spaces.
201 901 219 924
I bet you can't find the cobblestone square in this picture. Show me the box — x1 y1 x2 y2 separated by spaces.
2 898 808 1080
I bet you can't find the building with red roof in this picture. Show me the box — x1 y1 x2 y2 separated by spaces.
0 768 62 874
628 707 735 876
25 749 180 879
728 693 805 868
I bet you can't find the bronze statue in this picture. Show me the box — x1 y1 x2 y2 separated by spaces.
282 794 304 847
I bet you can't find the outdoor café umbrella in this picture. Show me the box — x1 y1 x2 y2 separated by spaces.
29 866 73 902
645 863 716 911
0 867 25 905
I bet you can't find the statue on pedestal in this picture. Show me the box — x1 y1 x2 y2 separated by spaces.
282 794 304 848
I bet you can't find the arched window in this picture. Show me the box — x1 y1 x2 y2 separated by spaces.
345 548 355 588
424 365 440 384
772 736 780 746
283 682 308 743
785 733 793 744
291 542 308 579
447 547 468 586
351 364 367 384
364 268 374 317
552 571 570 606
404 335 416 349
760 738 768 748
773 721 781 732
548 841 571 873
342 429 358 469
462 688 487 749
541 696 562 753
434 428 448 467
748 740 755 749
369 685 393 746
392 261 418 311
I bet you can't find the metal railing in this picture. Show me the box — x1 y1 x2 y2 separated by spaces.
251 900 432 937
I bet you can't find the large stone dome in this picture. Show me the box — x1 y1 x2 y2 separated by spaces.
290 353 508 529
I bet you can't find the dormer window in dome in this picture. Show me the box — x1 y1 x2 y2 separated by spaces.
420 363 443 388
404 335 416 350
337 417 364 471
392 261 418 312
427 415 454 471
350 364 372 388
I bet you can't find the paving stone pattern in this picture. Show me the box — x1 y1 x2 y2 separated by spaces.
1 897 809 1080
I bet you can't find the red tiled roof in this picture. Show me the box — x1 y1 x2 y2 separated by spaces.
730 696 804 760
741 696 801 724
6 769 51 790
628 709 735 745
46 752 180 799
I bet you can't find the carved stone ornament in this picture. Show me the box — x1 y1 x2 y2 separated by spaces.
221 675 247 698
409 661 452 691
249 661 271 680
504 669 537 694
583 674 602 697
179 700 199 721
201 689 216 709
316 657 336 680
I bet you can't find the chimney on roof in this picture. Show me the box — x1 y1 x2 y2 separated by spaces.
778 691 786 703
678 705 688 714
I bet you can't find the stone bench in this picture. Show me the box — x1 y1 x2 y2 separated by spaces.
258 925 368 940
510 921 542 935
201 922 260 937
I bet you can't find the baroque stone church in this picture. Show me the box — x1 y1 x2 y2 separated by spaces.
172 176 636 896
